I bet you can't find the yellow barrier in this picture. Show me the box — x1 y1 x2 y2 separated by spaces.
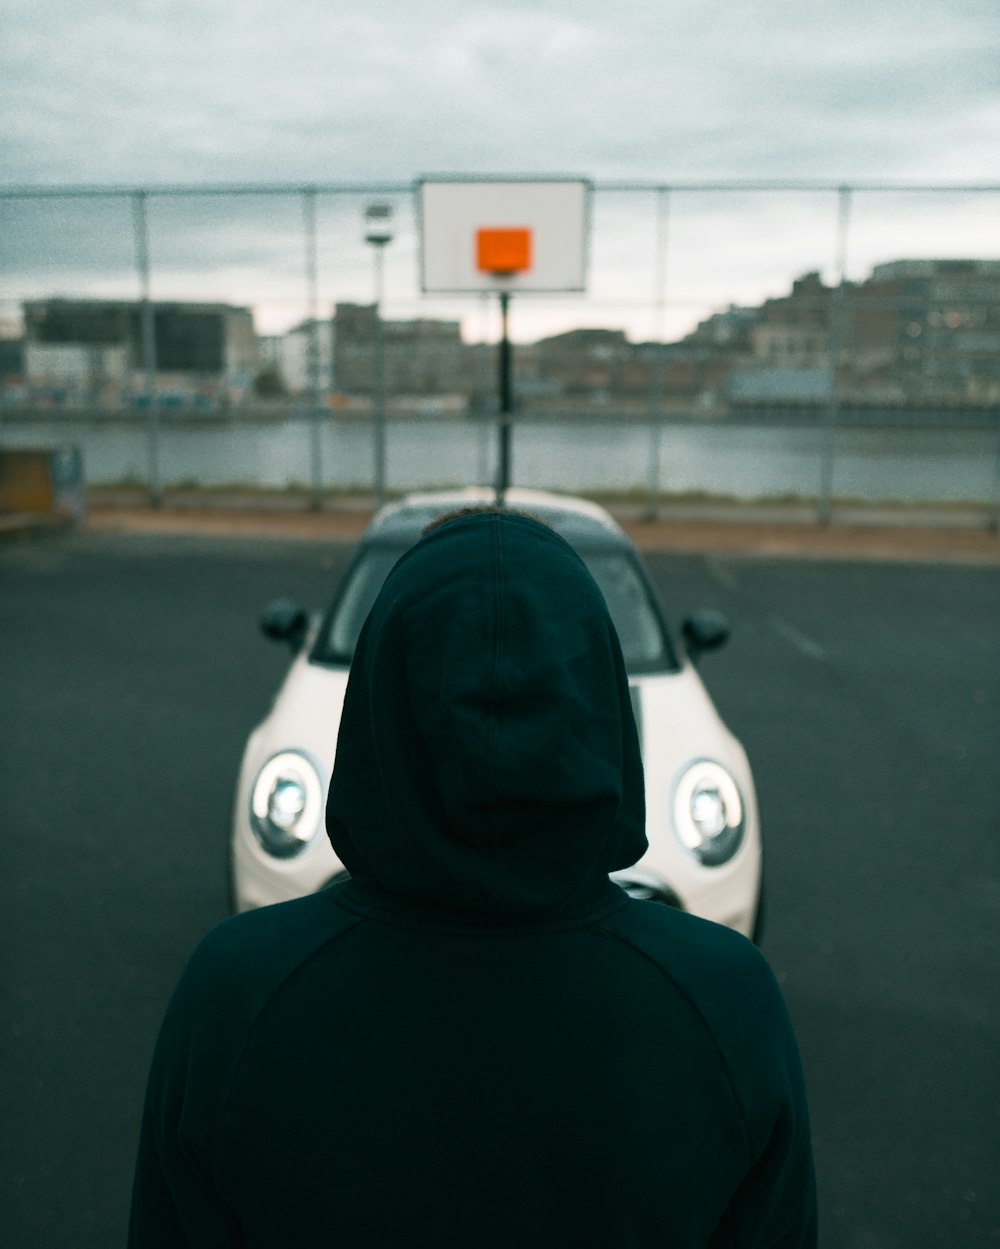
0 447 85 523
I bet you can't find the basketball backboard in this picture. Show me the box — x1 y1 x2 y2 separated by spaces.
418 178 591 294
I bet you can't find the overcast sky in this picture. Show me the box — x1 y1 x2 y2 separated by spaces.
3 0 999 339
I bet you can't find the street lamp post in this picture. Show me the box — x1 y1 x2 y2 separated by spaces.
132 191 161 508
365 203 393 508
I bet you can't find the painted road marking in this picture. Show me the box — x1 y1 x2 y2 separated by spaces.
706 556 740 592
768 613 828 660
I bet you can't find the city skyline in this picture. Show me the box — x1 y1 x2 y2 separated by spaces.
5 2 998 186
12 256 999 411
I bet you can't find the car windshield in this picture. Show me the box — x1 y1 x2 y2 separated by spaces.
313 542 673 672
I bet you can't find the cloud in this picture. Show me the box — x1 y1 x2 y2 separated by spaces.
4 0 997 183
2 1 998 340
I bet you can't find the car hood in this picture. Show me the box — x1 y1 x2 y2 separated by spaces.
326 511 647 918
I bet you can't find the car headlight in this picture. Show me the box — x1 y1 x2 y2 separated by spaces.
249 750 325 859
672 760 745 866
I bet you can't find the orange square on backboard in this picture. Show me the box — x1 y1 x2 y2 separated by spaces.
476 227 533 274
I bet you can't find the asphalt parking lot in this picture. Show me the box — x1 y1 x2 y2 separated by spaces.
1 524 997 1248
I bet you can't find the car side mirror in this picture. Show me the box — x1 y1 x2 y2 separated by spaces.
260 599 309 652
681 609 731 665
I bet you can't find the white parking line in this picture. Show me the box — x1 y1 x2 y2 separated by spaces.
706 556 740 592
768 613 828 661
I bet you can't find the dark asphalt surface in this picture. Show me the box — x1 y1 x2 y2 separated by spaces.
1 529 998 1248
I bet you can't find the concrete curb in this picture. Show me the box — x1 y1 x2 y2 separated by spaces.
5 488 999 563
0 512 72 539
72 498 1000 565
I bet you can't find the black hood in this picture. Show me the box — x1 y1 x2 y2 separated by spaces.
326 510 646 916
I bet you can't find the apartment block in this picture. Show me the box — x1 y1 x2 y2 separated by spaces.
21 299 259 401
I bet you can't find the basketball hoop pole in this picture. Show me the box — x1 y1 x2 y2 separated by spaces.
416 177 591 504
497 290 512 504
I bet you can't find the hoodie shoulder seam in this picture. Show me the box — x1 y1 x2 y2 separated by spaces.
213 910 366 1186
594 920 754 1165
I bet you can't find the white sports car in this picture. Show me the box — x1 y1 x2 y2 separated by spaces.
231 488 763 939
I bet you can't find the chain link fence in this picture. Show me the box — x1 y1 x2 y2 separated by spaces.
1 180 999 524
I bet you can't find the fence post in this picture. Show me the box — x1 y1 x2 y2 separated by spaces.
372 242 388 507
302 187 323 510
646 188 670 519
819 186 852 525
132 190 161 508
991 408 1000 534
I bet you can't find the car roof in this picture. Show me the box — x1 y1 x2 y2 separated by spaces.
360 487 633 551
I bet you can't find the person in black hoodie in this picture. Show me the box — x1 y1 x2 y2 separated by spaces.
129 508 817 1248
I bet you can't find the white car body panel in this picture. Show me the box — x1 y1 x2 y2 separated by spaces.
233 651 761 936
231 489 762 938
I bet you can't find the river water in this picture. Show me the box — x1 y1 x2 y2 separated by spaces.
1 415 997 504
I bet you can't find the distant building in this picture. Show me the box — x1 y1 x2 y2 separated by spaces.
513 328 636 405
846 259 1000 403
709 261 1000 409
333 304 470 400
727 367 832 404
262 319 335 394
749 272 832 370
0 335 25 384
667 305 760 405
687 305 758 351
257 336 282 370
21 299 259 402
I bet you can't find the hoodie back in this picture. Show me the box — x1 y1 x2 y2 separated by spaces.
130 511 816 1249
